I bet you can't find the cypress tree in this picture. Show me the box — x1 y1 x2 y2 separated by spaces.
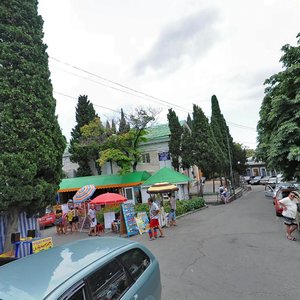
181 125 193 170
0 0 66 251
111 119 116 134
211 95 233 176
186 113 193 128
69 95 97 176
191 104 220 194
167 109 183 171
118 108 130 133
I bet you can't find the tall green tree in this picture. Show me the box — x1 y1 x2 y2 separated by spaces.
257 33 300 180
0 0 66 251
232 142 247 174
98 107 157 173
118 108 130 133
191 105 220 194
210 95 230 172
181 124 194 171
69 95 98 176
186 113 193 128
167 109 183 171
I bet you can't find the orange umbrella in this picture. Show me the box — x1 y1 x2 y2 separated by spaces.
90 192 127 205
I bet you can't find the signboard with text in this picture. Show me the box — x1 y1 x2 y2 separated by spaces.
32 237 53 253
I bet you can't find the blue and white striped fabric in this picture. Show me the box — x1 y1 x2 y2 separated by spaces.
0 212 39 257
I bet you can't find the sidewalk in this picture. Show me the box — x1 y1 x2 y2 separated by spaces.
41 226 119 247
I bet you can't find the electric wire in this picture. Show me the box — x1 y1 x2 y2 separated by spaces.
50 57 256 132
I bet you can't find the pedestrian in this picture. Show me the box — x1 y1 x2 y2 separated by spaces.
54 209 63 234
66 207 75 233
148 197 164 240
88 204 97 236
279 191 300 241
219 185 228 204
168 193 177 226
72 207 79 232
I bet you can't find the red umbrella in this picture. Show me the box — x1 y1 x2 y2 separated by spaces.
90 192 127 205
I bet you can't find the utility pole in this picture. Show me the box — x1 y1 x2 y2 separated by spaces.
226 134 235 198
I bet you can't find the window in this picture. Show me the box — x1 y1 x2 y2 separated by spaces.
158 152 170 161
86 259 133 300
125 188 133 201
141 153 150 163
59 282 87 300
118 248 150 281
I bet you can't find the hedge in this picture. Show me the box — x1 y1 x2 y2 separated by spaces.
96 197 205 223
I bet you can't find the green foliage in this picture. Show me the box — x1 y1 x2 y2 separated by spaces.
167 109 183 171
232 143 247 174
97 107 157 173
191 104 221 178
69 95 98 176
0 0 65 240
134 203 150 213
134 197 205 217
118 108 130 133
96 210 104 224
181 125 194 170
210 95 232 174
257 33 300 180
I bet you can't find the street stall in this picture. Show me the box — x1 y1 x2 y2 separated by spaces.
72 184 96 232
147 182 179 227
90 192 127 232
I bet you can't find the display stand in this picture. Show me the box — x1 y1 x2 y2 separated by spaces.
121 202 139 237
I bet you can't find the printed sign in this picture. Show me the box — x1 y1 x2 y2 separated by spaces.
32 237 53 253
121 202 139 237
135 212 150 234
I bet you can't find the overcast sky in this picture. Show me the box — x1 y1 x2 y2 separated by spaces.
38 0 300 149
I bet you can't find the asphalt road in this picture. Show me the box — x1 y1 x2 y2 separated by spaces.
43 185 300 300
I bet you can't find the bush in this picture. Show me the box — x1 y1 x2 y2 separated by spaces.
134 197 205 217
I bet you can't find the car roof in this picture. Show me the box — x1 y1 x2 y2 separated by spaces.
0 237 138 300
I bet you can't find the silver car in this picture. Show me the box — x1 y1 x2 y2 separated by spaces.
0 237 162 300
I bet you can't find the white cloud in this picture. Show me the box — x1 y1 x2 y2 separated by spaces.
38 0 300 148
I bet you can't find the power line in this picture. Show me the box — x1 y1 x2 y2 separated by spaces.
50 57 190 113
50 57 256 132
54 91 120 113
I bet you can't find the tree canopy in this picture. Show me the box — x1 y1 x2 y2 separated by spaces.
0 0 65 251
257 33 300 180
69 95 98 176
167 108 183 171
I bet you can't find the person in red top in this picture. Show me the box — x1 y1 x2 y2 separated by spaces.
148 197 164 240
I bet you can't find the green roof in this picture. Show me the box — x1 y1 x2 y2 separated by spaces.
144 121 186 143
142 167 192 186
144 124 170 143
59 171 151 192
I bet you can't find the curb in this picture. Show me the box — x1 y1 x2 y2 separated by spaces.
176 205 208 219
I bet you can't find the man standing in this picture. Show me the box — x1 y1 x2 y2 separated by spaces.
148 197 164 240
168 193 177 226
88 204 97 236
279 191 300 241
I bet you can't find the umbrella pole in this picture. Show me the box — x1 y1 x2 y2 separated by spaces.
80 201 87 232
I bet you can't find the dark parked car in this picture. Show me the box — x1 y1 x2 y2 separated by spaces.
0 237 162 300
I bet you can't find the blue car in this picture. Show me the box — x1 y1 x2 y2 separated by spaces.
0 237 161 300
